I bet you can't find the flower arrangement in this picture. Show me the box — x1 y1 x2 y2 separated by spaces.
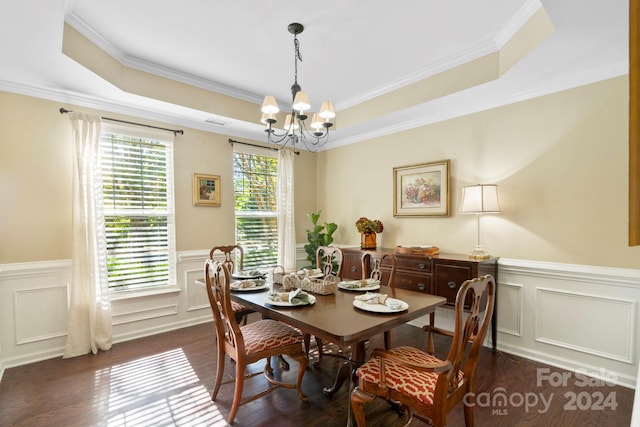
355 217 384 234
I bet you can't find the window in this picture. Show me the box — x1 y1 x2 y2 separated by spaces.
100 124 176 291
233 148 278 269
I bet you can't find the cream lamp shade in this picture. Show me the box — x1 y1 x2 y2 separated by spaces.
460 184 501 259
459 184 501 214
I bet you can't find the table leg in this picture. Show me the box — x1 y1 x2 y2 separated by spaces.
322 341 366 397
427 312 435 354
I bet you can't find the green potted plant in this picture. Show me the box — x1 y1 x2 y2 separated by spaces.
304 211 338 267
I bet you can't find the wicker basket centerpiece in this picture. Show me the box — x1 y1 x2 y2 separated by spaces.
282 273 337 295
272 265 298 285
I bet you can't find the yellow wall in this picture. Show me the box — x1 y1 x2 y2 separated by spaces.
0 91 317 263
2 76 638 269
319 76 640 269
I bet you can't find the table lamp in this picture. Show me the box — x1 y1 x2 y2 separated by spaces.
459 184 501 259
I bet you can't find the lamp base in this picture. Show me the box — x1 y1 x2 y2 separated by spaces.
468 246 492 260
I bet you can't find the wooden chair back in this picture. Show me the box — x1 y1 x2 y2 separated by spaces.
361 251 397 286
209 245 244 276
316 246 343 277
445 274 495 392
204 259 245 356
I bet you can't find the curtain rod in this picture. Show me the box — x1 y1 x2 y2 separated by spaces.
59 108 184 136
228 138 300 155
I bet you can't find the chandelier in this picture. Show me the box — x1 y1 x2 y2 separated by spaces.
260 23 335 151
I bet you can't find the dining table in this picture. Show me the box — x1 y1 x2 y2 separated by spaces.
228 281 447 397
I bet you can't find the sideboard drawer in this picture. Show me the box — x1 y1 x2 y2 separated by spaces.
393 272 431 293
341 249 364 280
393 256 432 273
433 262 474 306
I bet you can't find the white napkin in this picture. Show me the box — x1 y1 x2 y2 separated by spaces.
268 288 311 304
355 293 404 309
355 292 388 304
340 278 380 288
230 279 264 289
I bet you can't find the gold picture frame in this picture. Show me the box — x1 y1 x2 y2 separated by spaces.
193 173 221 207
393 160 450 217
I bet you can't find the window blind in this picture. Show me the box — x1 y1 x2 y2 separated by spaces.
233 150 278 269
101 130 176 291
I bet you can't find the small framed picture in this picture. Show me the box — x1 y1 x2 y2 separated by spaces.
393 160 450 217
193 173 221 207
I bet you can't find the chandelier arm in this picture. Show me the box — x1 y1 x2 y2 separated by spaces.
298 118 329 143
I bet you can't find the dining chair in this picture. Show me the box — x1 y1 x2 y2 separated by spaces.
210 245 253 325
361 251 397 349
204 258 308 424
308 246 344 366
350 274 496 427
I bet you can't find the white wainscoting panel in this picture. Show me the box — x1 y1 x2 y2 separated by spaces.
499 258 640 388
536 288 635 364
185 268 209 312
111 304 179 326
498 282 523 337
14 285 68 344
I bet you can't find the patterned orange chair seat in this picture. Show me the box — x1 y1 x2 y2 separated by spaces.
242 319 303 354
356 346 463 406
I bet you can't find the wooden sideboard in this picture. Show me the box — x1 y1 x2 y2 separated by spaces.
341 247 499 350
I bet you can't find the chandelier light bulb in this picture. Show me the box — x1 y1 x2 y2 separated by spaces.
261 95 280 115
292 91 311 113
310 113 323 131
283 113 299 133
319 101 335 120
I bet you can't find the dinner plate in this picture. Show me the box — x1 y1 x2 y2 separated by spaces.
266 293 316 307
338 279 381 292
230 282 269 292
352 297 408 313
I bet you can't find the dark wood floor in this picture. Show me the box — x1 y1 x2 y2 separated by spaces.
0 315 634 427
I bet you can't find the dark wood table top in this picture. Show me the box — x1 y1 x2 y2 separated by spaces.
230 285 446 349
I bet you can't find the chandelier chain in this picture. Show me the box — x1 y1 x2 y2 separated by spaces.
293 36 302 86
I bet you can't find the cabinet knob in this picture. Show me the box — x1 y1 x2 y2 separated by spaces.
418 263 426 269
418 283 426 291
351 266 357 272
447 281 457 289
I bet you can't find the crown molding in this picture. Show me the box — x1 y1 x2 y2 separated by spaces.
328 60 628 149
0 55 626 153
494 0 543 47
336 38 498 111
0 79 266 141
64 12 263 105
337 0 544 111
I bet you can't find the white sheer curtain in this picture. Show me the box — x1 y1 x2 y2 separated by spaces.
277 148 296 270
63 112 112 358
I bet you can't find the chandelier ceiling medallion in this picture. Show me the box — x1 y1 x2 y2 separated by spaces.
260 23 335 152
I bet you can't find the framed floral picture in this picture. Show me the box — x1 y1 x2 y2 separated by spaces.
393 160 450 217
193 173 221 207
